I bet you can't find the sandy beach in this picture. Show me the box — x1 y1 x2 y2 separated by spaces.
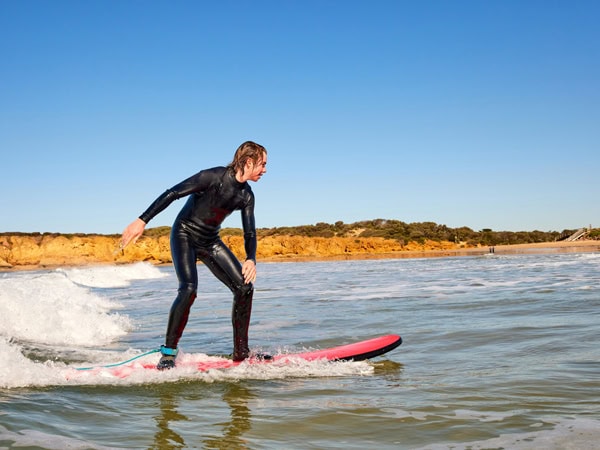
375 239 600 260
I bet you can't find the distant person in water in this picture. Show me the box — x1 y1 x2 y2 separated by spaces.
120 141 268 370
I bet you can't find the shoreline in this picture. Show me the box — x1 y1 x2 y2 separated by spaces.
2 240 598 272
260 240 600 262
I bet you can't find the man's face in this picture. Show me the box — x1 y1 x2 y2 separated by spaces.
245 154 267 182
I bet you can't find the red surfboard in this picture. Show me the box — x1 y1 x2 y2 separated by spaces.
148 334 402 372
70 334 402 379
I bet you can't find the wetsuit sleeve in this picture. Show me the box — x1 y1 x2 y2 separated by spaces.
138 169 215 224
241 193 257 263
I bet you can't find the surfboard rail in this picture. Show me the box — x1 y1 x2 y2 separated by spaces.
274 334 402 363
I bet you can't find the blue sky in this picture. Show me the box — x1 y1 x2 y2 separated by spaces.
1 1 598 234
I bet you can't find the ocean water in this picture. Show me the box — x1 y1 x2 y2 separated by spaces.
0 254 599 449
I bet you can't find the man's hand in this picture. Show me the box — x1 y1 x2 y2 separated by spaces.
121 218 146 250
242 259 257 284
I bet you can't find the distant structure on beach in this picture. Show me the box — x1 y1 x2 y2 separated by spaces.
557 227 591 242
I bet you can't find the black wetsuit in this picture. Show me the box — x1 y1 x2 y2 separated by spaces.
139 166 257 360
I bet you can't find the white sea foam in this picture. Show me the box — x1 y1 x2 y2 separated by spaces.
0 425 121 450
61 351 373 386
0 265 159 388
0 271 132 346
0 337 77 388
58 261 167 288
441 408 515 422
415 416 600 450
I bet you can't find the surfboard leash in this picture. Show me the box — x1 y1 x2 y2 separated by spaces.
75 348 160 371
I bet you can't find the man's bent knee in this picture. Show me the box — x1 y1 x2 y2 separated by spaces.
234 282 253 298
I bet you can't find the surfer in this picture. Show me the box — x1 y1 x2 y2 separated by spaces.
120 141 268 370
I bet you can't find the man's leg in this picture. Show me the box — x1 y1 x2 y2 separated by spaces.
199 240 253 361
158 226 198 370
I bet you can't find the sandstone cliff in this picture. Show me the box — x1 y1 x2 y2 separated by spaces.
0 233 465 270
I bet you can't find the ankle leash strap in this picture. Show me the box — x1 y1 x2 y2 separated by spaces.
160 345 178 356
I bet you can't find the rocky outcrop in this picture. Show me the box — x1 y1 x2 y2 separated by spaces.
2 233 598 271
0 233 466 270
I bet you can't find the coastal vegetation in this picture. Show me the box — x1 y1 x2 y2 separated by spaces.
236 219 594 246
